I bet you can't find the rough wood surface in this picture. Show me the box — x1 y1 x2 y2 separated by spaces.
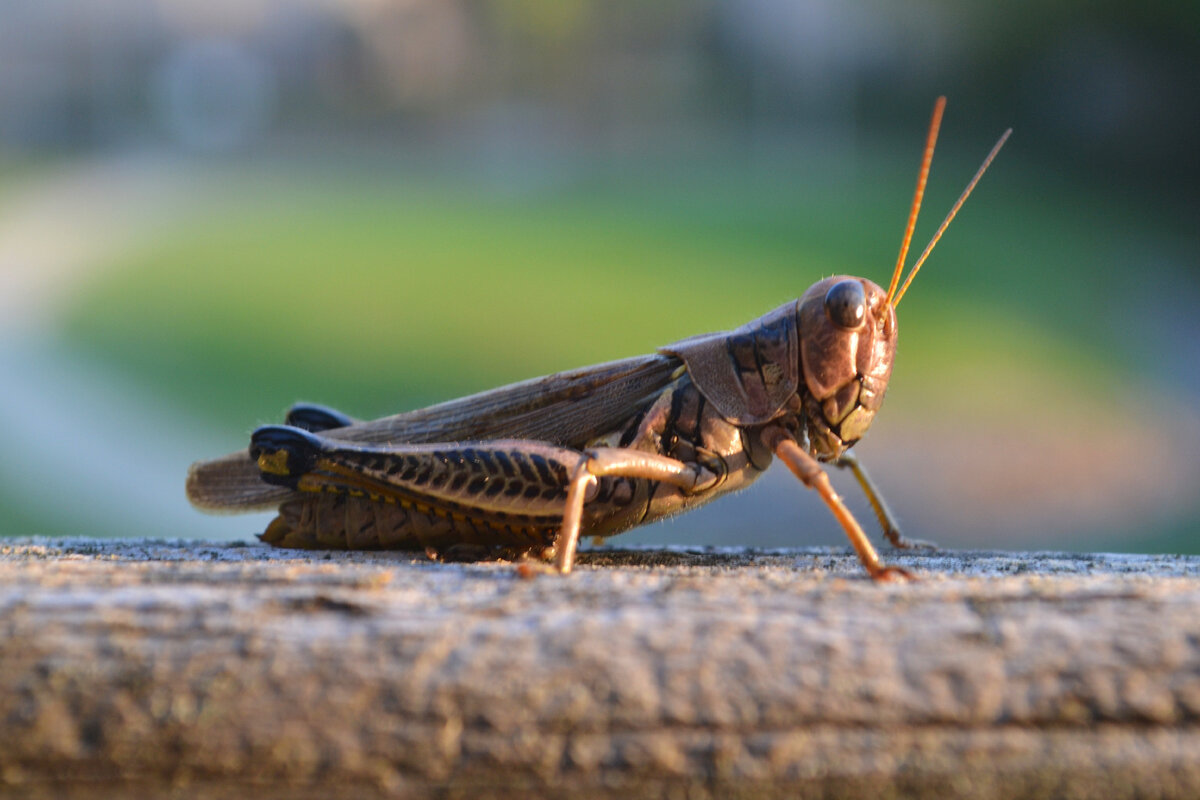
1 539 1199 799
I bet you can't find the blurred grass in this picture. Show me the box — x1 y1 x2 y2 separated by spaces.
59 142 1161 437
0 155 47 204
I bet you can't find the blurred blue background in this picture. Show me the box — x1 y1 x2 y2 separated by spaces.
0 0 1197 553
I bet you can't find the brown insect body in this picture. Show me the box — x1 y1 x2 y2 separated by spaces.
187 99 1008 580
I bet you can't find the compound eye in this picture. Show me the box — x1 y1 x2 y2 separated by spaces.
824 279 867 330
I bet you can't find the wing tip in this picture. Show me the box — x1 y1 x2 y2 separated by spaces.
186 450 295 512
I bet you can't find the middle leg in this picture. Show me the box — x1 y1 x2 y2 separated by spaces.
833 451 936 550
552 448 719 574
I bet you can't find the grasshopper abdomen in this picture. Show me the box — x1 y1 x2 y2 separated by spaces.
255 372 768 552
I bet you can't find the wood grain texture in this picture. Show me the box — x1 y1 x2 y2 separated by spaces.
1 540 1199 799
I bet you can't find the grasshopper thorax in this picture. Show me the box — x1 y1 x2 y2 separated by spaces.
796 275 897 460
664 100 1008 461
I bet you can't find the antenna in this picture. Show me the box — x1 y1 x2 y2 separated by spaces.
891 126 1011 308
885 97 945 306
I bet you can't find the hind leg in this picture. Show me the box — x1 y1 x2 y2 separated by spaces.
284 403 357 433
250 425 588 551
249 426 718 571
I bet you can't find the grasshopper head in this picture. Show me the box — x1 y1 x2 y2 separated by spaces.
796 276 897 458
790 99 1009 461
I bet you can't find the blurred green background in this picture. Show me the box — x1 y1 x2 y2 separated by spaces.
0 1 1196 552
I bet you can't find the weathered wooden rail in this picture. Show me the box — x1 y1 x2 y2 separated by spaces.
1 539 1198 799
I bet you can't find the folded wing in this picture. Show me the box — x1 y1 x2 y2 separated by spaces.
186 353 681 512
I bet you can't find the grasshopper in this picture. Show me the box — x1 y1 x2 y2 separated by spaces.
187 98 1009 580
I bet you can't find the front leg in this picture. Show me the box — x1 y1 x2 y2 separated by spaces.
763 427 913 582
